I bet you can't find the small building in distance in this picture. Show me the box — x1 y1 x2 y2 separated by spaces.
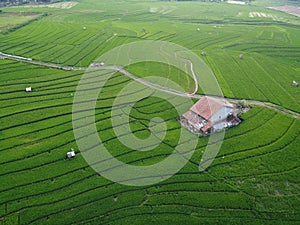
67 149 76 159
90 62 105 68
179 96 241 135
25 87 32 92
292 80 299 87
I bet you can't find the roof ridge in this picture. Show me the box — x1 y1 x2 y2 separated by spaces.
190 96 233 120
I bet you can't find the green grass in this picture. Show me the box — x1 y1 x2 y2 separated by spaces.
0 12 40 33
126 62 197 93
0 0 299 224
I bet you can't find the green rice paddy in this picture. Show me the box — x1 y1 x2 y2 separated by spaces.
0 0 299 224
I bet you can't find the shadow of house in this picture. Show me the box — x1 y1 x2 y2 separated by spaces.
179 96 241 135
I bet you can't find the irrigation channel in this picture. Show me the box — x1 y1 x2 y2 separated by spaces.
1 51 299 119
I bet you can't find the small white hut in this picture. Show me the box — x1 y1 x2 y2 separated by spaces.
292 80 299 87
25 87 32 92
67 149 76 159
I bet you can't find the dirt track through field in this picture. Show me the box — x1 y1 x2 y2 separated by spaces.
268 5 300 17
1 51 299 119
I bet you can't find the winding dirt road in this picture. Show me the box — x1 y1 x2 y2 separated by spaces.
1 51 299 119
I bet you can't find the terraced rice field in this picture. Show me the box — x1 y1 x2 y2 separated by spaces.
0 0 299 224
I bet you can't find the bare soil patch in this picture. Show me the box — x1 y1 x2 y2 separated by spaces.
12 1 78 9
268 5 300 17
0 12 40 17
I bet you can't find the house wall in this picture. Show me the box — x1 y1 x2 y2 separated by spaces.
212 122 228 131
210 106 233 123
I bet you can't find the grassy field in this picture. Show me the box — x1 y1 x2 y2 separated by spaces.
0 12 41 33
0 0 299 224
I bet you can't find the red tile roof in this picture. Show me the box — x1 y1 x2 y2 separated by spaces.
182 111 200 124
190 96 233 120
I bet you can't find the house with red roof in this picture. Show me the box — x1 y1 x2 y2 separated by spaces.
179 96 241 135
